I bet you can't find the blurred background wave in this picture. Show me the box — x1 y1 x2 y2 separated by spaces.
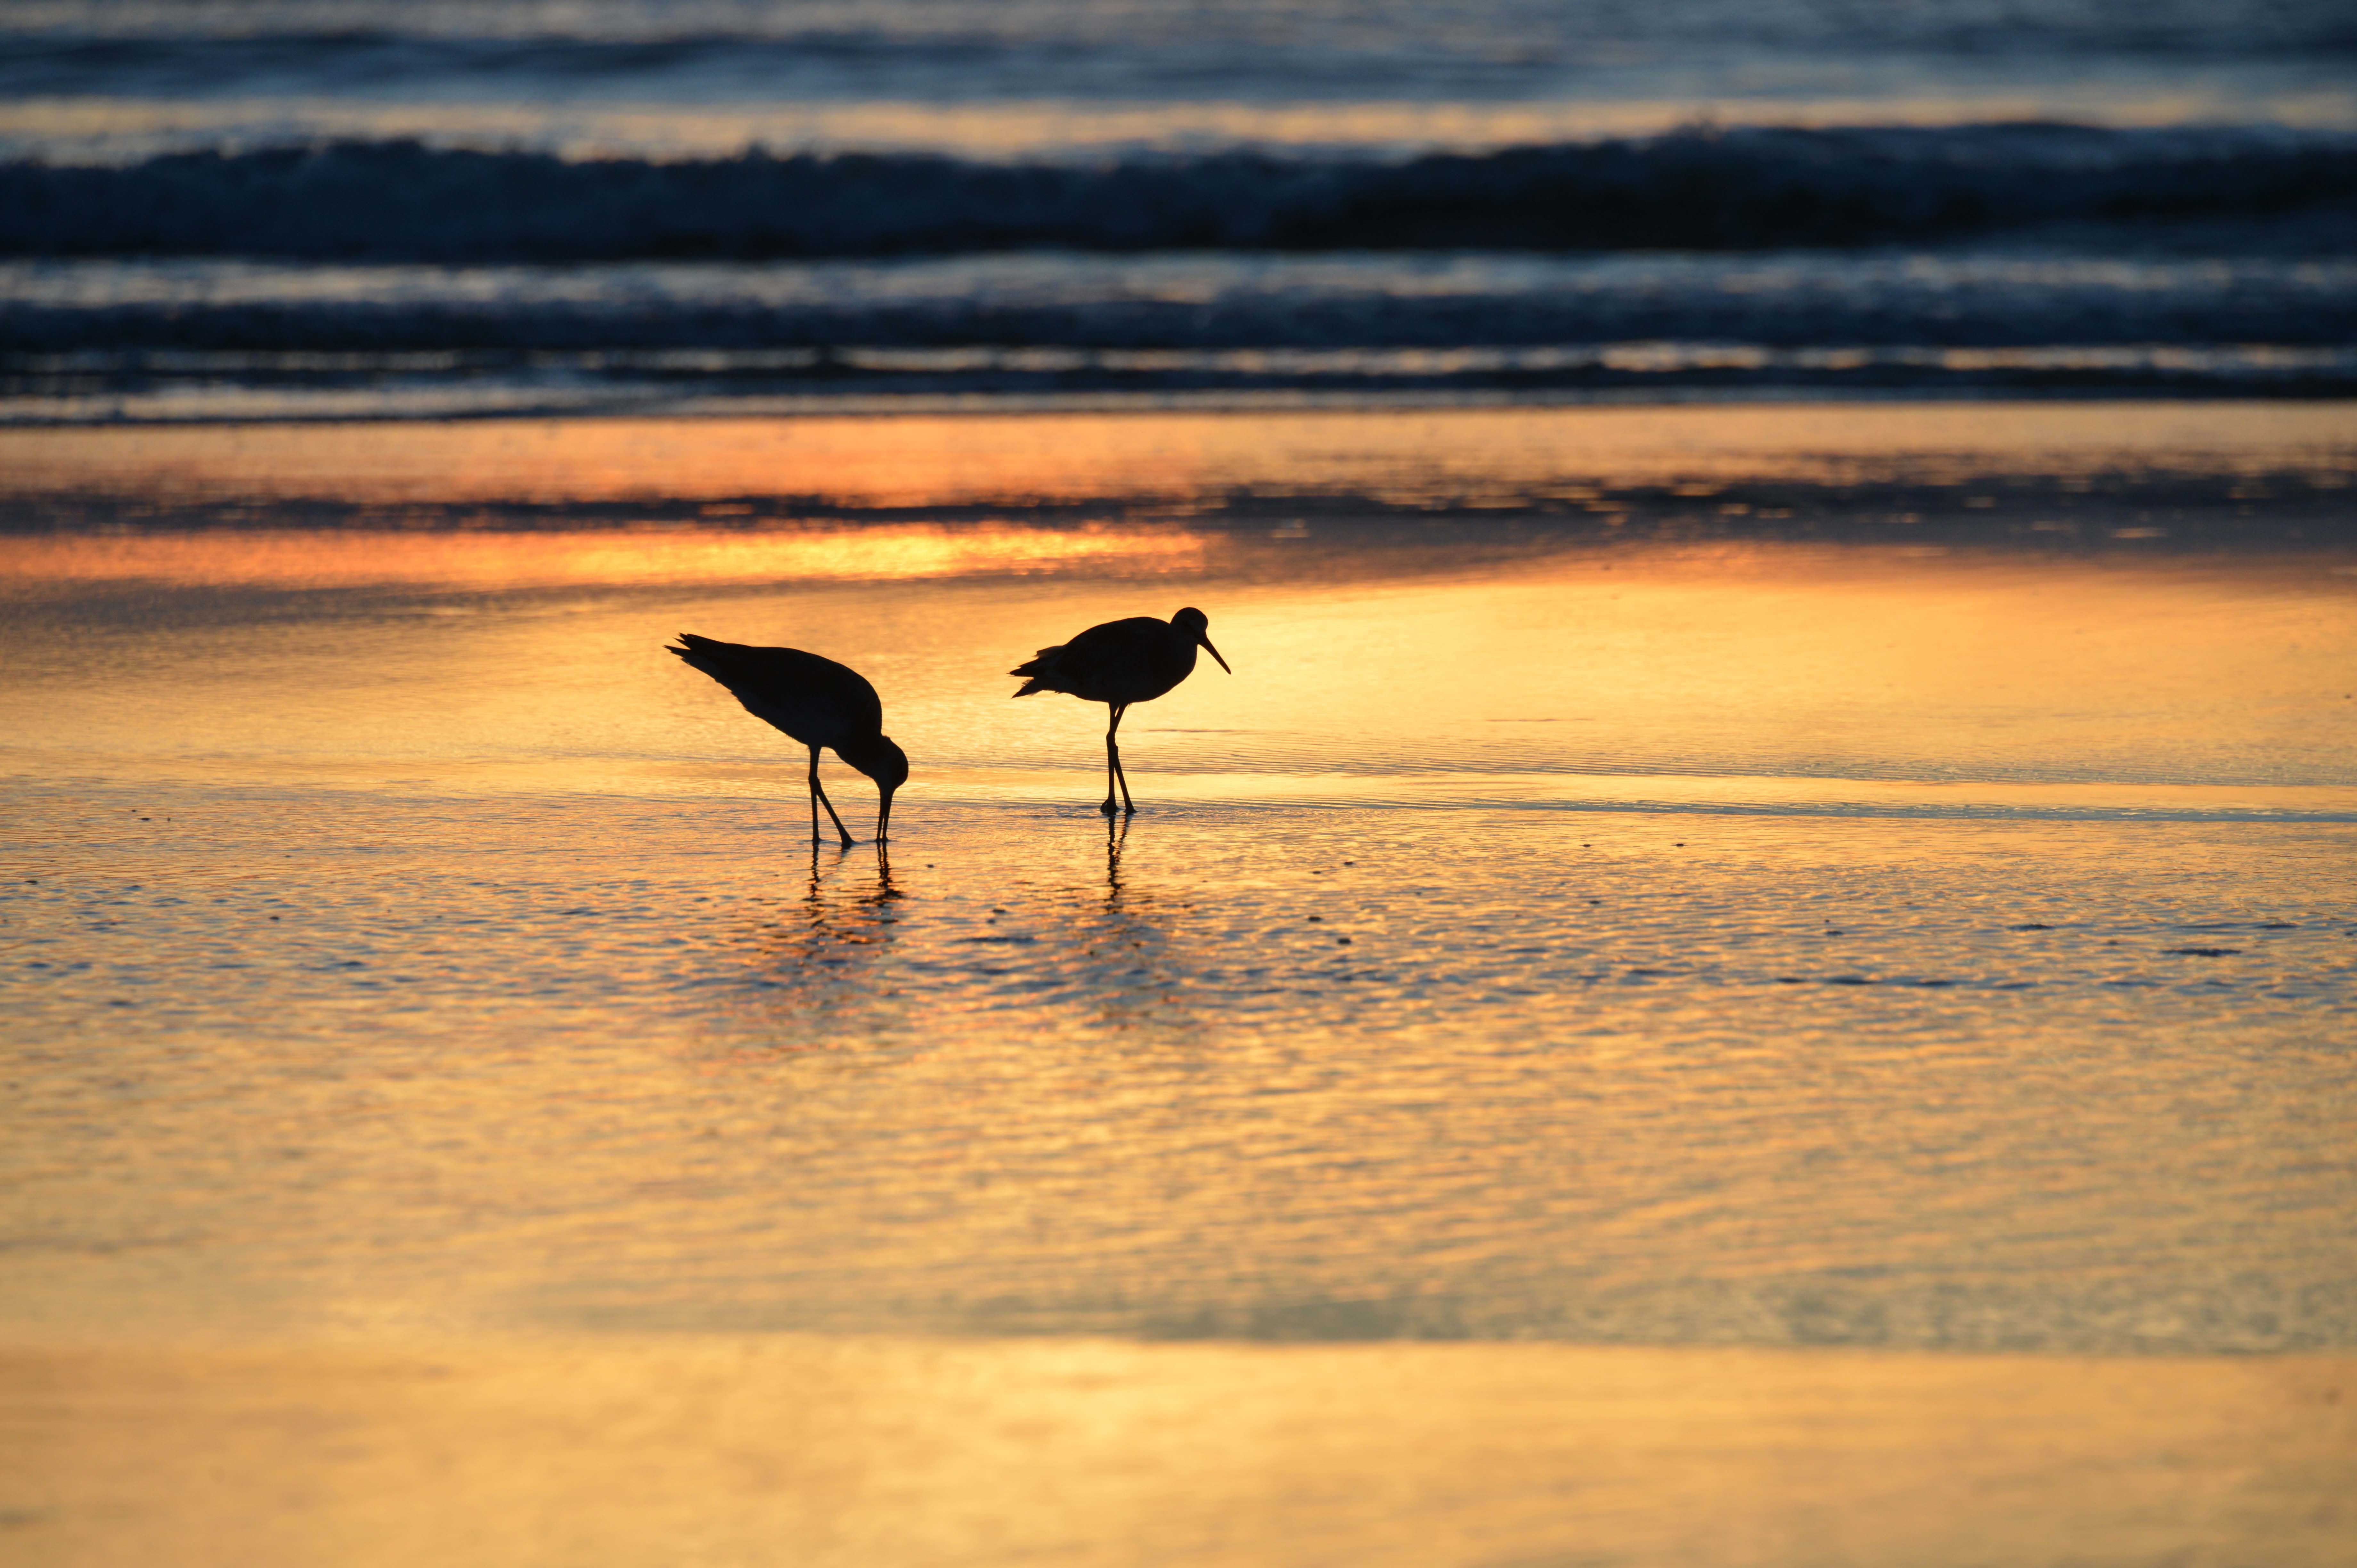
3 0 2353 419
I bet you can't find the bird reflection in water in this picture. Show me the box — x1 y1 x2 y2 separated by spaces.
1064 816 1197 1037
1104 814 1130 903
734 842 906 1030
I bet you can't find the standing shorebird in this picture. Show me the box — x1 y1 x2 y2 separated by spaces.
668 633 908 848
1010 606 1231 815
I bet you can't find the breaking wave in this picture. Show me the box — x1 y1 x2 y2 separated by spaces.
6 124 2354 262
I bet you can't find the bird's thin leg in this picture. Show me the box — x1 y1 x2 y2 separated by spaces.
807 746 822 847
1109 702 1136 815
808 747 855 849
1100 703 1122 817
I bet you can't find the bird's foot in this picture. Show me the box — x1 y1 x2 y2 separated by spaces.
1099 799 1119 817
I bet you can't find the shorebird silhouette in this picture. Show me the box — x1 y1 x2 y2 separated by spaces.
668 633 908 848
1010 607 1231 815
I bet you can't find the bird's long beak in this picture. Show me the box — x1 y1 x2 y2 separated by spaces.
1198 632 1232 673
876 785 895 843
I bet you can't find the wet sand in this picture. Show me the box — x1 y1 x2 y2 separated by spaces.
6 1338 2353 1568
4 404 2356 1562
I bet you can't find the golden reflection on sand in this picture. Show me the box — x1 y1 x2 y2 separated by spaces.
3 529 2350 817
7 408 2356 1567
4 402 2351 509
0 523 1203 592
5 1339 2351 1568
1184 542 2357 790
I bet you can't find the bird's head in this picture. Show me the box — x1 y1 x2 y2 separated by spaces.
1171 606 1231 673
838 735 909 840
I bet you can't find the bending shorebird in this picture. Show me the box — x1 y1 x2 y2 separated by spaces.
668 633 908 848
1010 606 1231 815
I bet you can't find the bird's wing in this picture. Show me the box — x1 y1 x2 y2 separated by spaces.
670 636 882 740
673 636 822 685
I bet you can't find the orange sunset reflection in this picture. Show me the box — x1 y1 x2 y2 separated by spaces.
5 402 2351 513
0 523 1205 594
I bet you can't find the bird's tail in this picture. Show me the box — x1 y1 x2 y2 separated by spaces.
1008 644 1066 697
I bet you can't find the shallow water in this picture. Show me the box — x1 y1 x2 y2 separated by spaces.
4 405 2354 1361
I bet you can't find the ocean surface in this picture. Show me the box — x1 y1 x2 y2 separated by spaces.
3 0 2356 418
